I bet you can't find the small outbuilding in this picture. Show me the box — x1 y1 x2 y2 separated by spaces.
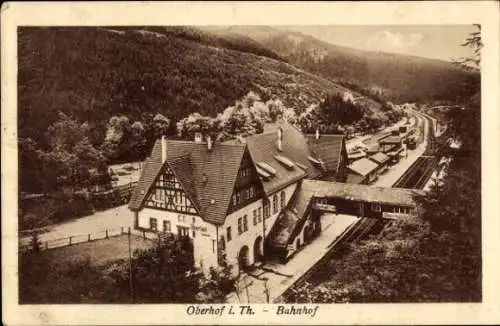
369 152 390 173
379 135 402 153
347 157 379 184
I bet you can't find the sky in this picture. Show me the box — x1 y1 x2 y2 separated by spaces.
279 25 477 62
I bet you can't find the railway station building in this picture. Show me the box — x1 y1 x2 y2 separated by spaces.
129 121 420 275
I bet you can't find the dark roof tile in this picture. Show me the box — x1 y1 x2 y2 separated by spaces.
305 134 346 172
129 139 246 225
234 122 321 194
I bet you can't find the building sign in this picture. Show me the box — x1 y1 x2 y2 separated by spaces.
313 203 337 213
191 224 208 233
382 212 409 219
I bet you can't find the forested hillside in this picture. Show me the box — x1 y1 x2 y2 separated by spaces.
210 26 480 103
18 26 352 148
20 26 398 195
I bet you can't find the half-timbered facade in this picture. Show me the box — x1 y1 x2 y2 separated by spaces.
129 122 352 275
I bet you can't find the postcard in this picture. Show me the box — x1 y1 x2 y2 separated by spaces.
2 1 500 325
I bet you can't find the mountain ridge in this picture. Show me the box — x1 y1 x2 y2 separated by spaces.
205 26 479 103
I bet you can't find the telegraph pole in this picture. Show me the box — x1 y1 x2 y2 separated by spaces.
128 228 134 302
263 278 270 303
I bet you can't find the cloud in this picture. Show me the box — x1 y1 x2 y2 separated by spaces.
360 31 424 54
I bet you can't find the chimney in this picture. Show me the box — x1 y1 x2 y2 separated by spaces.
315 128 320 140
194 132 203 143
161 135 167 163
277 127 283 151
207 135 213 151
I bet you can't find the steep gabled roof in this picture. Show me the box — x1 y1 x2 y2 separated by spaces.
348 157 379 176
233 122 321 194
129 139 247 225
129 140 164 211
305 134 345 172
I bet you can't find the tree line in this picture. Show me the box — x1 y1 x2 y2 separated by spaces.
20 88 404 195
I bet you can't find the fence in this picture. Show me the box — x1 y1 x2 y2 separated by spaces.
114 181 138 199
19 226 158 254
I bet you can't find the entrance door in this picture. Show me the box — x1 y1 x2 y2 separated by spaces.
238 246 250 273
253 236 263 263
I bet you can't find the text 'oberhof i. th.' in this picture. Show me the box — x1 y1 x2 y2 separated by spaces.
186 305 320 318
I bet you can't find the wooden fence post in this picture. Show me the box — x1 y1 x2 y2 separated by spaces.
106 230 109 239
45 241 48 250
128 227 131 235
69 236 72 246
88 234 91 242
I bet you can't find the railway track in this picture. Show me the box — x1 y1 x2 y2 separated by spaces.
393 112 443 189
278 111 443 302
392 156 436 189
278 217 387 302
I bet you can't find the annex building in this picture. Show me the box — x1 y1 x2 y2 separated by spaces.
129 122 420 275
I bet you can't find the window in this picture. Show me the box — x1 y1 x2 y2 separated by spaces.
371 203 381 212
238 217 243 235
150 218 158 231
280 191 286 209
243 215 248 232
257 207 262 223
253 209 258 225
227 227 232 242
240 167 251 179
177 226 189 237
273 194 278 214
392 206 410 214
163 220 171 232
264 203 270 219
249 185 255 198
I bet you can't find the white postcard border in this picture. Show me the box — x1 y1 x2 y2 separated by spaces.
2 1 499 325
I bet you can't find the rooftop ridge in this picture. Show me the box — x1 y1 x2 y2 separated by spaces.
165 139 246 147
